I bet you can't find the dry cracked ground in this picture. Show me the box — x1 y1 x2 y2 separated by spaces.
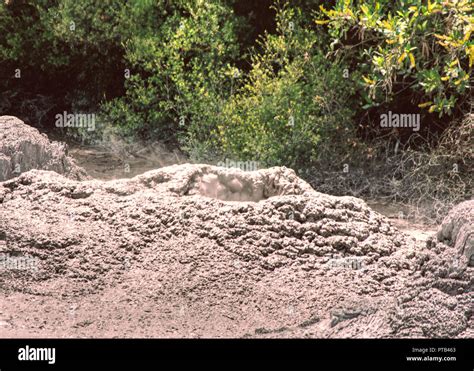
0 116 472 338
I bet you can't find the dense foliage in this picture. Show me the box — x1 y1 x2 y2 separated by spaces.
317 0 473 116
0 0 472 171
0 0 127 123
102 0 242 145
215 4 355 169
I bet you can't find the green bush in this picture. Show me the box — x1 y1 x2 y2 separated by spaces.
214 3 356 170
0 0 127 125
0 1 64 70
7 0 468 174
101 0 242 145
316 0 473 116
44 0 130 104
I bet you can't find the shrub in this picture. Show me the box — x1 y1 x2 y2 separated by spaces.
101 0 242 146
316 0 473 116
0 0 127 125
214 3 356 170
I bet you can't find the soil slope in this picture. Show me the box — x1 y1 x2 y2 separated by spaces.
0 164 472 338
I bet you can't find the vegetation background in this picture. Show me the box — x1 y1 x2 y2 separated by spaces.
0 0 472 220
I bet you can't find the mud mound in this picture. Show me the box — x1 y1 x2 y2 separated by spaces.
437 200 474 267
0 165 472 338
0 116 88 181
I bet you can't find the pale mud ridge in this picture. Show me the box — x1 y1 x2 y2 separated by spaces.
0 166 472 338
0 116 88 181
0 117 472 338
438 200 474 267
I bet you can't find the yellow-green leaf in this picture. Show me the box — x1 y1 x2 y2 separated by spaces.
467 45 474 67
409 53 415 68
418 102 432 108
449 59 459 67
362 75 375 85
463 29 472 42
434 34 449 40
398 52 407 64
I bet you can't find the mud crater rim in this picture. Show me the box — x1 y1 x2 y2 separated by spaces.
186 171 303 202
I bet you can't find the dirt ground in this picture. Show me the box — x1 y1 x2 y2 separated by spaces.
4 140 461 339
